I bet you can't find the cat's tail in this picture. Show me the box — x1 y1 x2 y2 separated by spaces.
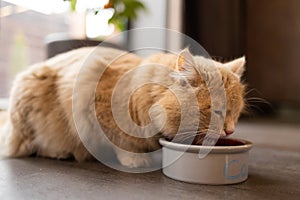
0 110 7 128
0 110 11 157
0 111 30 158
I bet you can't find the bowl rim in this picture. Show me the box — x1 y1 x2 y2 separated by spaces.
159 138 253 154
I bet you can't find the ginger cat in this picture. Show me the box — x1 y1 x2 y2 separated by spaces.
0 47 245 168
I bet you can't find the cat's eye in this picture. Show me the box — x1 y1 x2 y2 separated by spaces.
213 110 223 116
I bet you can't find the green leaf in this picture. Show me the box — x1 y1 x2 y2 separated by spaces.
64 0 77 11
65 0 146 31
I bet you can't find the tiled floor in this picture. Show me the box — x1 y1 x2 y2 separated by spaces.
0 119 299 200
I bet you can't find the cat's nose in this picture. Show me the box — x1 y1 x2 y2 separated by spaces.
224 129 234 135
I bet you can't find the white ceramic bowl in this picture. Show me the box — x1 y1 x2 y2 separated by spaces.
159 138 253 185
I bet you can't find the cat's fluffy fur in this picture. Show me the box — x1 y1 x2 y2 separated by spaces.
0 47 245 168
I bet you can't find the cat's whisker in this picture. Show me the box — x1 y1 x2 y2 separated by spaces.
171 129 222 143
246 97 270 104
245 88 258 96
172 133 204 143
174 130 207 135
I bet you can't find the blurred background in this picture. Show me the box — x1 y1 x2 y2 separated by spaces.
0 0 299 121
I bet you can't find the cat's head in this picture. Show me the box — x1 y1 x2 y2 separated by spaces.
153 49 246 142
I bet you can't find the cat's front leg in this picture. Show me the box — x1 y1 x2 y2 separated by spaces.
114 148 152 168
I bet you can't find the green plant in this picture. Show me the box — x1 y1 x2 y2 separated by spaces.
66 0 146 31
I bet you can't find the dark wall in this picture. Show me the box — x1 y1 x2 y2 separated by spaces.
183 0 300 105
246 0 300 104
183 0 245 59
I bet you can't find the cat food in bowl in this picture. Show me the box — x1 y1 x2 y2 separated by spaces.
159 137 253 185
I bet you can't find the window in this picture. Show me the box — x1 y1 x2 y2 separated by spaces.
0 0 113 100
0 0 73 98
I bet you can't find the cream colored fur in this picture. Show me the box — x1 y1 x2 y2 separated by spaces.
0 47 245 168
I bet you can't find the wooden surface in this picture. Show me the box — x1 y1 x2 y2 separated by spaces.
246 0 300 103
0 120 299 200
183 0 300 104
183 0 244 58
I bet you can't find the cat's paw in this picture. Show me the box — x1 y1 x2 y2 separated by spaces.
116 153 152 168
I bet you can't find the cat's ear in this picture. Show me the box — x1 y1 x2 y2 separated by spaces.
224 56 246 79
176 48 197 76
174 48 199 86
